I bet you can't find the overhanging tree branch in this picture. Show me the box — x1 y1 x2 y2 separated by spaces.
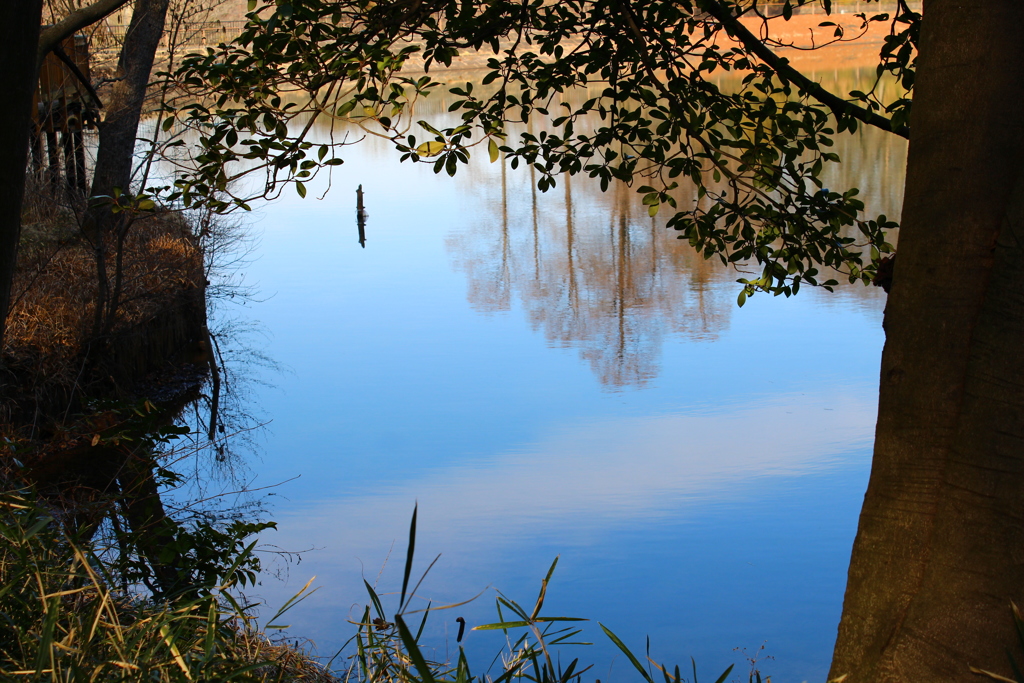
699 0 910 139
37 0 132 72
52 44 104 108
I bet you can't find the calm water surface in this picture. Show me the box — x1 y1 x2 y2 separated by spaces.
230 73 905 682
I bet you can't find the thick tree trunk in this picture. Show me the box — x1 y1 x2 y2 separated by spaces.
0 1 44 352
89 0 169 204
86 0 169 335
829 2 1024 681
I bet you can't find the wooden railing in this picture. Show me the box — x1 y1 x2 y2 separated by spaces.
753 0 922 15
89 20 247 51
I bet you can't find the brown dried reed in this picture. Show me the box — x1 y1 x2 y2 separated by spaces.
3 185 207 434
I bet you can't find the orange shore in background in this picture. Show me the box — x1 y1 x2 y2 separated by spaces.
399 11 896 75
742 11 895 70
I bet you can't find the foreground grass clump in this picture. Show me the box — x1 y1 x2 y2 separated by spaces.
0 491 335 682
0 494 749 683
331 507 741 683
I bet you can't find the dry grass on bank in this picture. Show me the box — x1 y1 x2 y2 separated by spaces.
9 191 202 357
2 184 208 432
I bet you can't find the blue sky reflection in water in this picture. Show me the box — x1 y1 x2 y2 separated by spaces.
232 86 904 682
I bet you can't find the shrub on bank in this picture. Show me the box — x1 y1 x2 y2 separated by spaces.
0 490 335 682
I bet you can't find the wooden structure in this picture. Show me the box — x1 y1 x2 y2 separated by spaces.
32 34 100 196
90 20 247 53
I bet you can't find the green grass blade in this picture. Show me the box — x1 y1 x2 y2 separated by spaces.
599 623 653 683
531 556 559 620
203 598 218 661
533 617 587 623
560 657 579 683
23 514 54 541
415 601 431 641
530 649 544 683
35 596 59 676
491 658 528 683
455 646 471 683
365 579 386 621
496 595 530 621
401 504 418 612
712 664 735 683
473 620 532 630
548 629 590 646
396 613 437 683
266 575 317 628
356 616 369 680
405 553 442 613
496 599 506 624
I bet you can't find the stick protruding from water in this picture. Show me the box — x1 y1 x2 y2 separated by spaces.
356 184 367 248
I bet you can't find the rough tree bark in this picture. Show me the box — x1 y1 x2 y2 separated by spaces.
829 2 1024 681
86 0 170 335
89 0 170 205
0 1 44 354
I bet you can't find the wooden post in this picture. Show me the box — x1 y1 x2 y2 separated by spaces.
29 126 44 178
34 33 96 198
46 130 61 192
61 129 77 195
72 130 87 194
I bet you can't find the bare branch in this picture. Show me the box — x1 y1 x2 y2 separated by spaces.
52 43 104 107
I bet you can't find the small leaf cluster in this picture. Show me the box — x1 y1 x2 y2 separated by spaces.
167 0 443 210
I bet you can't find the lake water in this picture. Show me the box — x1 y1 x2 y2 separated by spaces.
220 67 905 683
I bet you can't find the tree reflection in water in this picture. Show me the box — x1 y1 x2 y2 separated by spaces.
282 65 903 389
447 157 732 388
442 74 900 387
